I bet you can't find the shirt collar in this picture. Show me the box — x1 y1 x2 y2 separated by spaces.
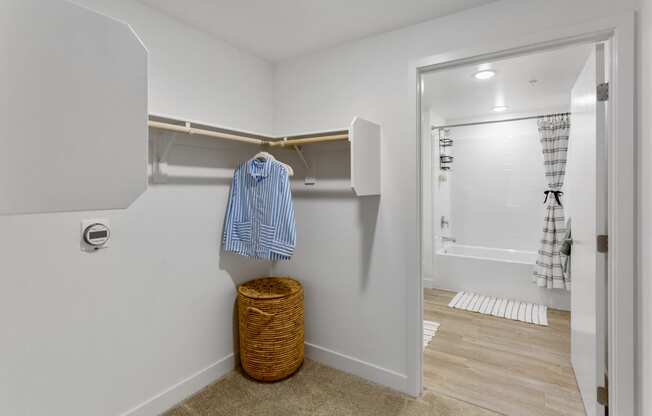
247 158 273 179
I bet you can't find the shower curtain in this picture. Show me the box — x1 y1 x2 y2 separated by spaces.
533 114 570 290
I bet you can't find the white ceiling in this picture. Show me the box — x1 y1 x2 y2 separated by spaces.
422 44 593 124
138 0 497 61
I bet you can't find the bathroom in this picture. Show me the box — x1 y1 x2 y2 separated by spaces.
420 42 606 415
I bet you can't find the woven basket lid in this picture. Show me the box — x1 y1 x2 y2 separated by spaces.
238 277 302 299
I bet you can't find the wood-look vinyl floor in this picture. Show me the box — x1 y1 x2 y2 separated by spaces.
424 288 586 416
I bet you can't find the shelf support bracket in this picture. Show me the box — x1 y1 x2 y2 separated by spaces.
293 145 317 185
293 145 310 170
152 129 179 184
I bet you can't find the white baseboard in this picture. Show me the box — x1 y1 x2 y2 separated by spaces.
304 342 408 394
423 277 435 289
120 344 408 415
119 353 235 416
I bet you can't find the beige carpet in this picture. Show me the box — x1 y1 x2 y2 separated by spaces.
165 359 499 416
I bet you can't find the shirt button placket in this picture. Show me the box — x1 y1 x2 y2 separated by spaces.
254 178 263 257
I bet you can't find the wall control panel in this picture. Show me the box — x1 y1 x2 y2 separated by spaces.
81 219 110 251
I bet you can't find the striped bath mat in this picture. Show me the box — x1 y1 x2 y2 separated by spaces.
423 320 440 349
448 292 548 326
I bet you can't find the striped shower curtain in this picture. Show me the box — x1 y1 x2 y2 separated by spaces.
533 114 570 290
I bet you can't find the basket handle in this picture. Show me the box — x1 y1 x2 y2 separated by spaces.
246 306 275 319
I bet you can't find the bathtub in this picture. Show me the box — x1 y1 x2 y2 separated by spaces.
433 244 570 310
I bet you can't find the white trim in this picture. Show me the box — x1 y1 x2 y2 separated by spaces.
409 13 636 414
119 354 235 416
606 13 636 415
423 277 435 289
304 342 408 392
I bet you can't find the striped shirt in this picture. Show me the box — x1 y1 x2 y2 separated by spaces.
222 158 296 260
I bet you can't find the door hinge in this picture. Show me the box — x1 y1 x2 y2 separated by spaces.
597 374 609 408
597 235 608 253
597 82 609 102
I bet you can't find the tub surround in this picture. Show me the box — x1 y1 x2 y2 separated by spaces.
435 244 570 310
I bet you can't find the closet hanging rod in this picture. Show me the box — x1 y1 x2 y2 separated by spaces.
148 120 265 145
148 119 349 147
267 133 349 147
431 112 571 130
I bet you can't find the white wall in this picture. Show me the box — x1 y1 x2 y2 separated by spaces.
449 120 545 251
637 0 652 414
73 0 275 133
272 0 641 398
421 110 434 286
0 1 275 415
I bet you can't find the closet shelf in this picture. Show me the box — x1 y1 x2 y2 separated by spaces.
148 120 264 145
148 116 349 147
148 115 381 196
271 132 349 147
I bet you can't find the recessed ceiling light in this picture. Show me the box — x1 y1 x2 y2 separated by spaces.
474 70 496 80
493 106 509 112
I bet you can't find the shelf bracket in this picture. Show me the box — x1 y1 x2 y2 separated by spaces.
293 145 310 170
152 128 180 184
293 145 317 185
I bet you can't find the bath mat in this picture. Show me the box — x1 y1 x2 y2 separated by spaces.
447 291 548 326
423 320 440 349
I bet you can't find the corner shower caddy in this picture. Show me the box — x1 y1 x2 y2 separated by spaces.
436 128 454 171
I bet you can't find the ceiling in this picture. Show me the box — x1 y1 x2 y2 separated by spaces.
422 44 593 124
138 0 497 61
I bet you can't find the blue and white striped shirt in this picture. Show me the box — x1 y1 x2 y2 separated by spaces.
222 158 296 260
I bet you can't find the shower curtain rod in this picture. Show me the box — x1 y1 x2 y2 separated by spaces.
431 112 570 130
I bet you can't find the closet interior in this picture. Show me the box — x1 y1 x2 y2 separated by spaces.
3 0 642 415
148 115 382 196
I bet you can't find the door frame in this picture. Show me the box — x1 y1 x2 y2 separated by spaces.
408 13 635 415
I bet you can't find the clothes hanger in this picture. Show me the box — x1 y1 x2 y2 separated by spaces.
253 151 274 161
250 151 294 176
281 162 294 177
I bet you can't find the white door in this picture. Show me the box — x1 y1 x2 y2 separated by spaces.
565 43 608 416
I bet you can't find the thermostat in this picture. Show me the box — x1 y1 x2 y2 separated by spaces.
81 219 110 251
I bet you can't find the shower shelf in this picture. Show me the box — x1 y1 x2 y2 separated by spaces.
437 128 454 171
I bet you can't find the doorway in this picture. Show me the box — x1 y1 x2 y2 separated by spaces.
413 27 634 414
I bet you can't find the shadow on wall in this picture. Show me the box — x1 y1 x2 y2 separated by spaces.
232 298 241 365
219 252 275 286
221 251 275 366
148 130 261 186
282 142 381 292
285 192 380 292
152 135 383 295
359 196 380 290
288 190 380 290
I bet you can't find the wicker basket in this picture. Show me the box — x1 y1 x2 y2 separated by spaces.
237 277 304 381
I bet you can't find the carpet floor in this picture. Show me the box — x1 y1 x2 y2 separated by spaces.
165 359 500 416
